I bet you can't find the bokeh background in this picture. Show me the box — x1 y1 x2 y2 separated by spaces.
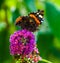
0 0 60 63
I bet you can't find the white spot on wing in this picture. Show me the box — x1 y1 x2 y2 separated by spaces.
37 13 39 15
41 20 43 22
39 15 43 18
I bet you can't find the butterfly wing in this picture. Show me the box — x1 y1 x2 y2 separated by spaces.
15 10 44 32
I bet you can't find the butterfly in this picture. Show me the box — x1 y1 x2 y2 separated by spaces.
15 10 44 32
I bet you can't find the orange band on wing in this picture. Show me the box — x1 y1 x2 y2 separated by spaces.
29 14 40 25
16 17 22 23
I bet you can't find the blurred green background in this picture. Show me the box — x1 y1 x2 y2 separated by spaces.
0 0 60 63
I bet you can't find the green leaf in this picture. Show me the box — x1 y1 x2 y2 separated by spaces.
24 0 37 12
37 33 54 58
45 2 60 40
12 9 20 23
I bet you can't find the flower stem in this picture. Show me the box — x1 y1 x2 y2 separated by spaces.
16 60 20 63
15 59 21 63
41 59 52 63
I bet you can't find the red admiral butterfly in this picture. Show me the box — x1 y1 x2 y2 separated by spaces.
15 10 44 32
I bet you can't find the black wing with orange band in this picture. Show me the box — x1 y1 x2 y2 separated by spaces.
29 10 44 25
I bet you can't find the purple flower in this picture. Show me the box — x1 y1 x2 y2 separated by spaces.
9 29 36 56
